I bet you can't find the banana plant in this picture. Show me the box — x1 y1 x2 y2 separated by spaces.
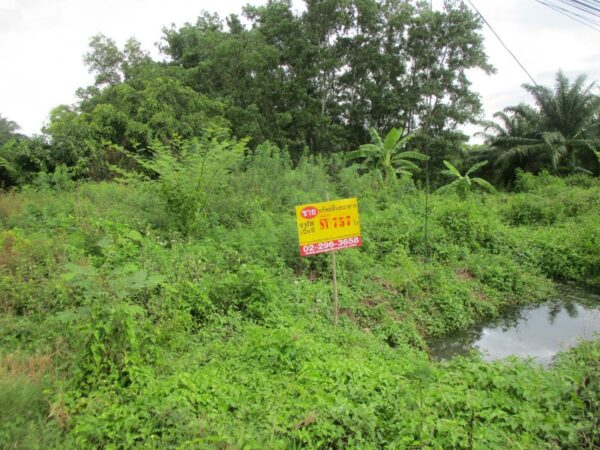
346 127 429 181
436 160 496 198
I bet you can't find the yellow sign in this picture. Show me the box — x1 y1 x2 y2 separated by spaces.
295 197 362 256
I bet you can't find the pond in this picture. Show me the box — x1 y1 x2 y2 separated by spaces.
429 285 600 366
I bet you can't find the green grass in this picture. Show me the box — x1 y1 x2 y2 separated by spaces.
0 153 599 448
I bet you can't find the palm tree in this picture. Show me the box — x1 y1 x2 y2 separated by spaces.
0 114 22 146
477 106 547 184
436 160 496 198
524 71 600 173
483 71 600 180
346 127 429 181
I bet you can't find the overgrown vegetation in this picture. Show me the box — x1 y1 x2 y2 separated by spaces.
475 71 600 183
1 145 598 447
2 0 492 188
1 0 599 446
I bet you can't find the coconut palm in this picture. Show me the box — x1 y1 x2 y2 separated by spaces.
346 127 429 181
436 160 496 198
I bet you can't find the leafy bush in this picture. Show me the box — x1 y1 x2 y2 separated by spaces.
435 201 502 251
563 173 600 188
124 133 247 236
1 160 599 448
0 375 62 448
514 169 564 192
505 194 561 226
33 164 75 191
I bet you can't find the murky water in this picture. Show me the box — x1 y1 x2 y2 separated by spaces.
429 285 600 366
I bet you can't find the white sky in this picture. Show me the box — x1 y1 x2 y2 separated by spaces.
1 0 599 139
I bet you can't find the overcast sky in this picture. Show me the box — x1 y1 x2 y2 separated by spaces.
1 0 599 139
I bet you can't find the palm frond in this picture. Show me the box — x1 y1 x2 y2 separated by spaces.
541 131 568 169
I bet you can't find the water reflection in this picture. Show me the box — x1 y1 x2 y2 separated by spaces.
429 286 600 366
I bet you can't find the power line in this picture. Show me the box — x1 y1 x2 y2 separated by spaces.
534 0 600 32
558 0 600 17
547 0 600 23
464 0 539 87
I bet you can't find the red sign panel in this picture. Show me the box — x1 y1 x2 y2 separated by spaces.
299 236 362 256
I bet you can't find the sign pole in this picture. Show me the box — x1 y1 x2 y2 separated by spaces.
332 249 339 326
295 196 362 327
326 193 339 326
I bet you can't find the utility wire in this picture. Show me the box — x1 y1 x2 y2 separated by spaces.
558 0 600 17
464 0 539 87
544 0 600 24
534 0 600 31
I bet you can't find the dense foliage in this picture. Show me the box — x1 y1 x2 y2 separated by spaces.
1 1 599 447
2 2 599 189
1 143 599 447
1 0 495 188
476 71 600 183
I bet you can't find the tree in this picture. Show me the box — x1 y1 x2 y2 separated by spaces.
0 136 51 187
83 34 151 88
0 114 22 146
160 0 492 156
482 71 600 180
0 115 46 188
436 160 495 198
346 127 428 181
83 34 125 87
475 105 543 184
34 1 492 183
45 76 229 179
522 71 600 174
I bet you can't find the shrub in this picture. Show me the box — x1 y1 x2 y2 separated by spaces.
206 264 278 322
505 194 561 226
0 375 62 448
514 169 564 192
123 134 247 236
435 202 501 251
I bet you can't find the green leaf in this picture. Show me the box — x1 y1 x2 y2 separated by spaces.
383 128 401 150
126 229 143 242
395 168 415 177
443 160 462 178
395 131 415 148
472 177 497 193
97 236 113 249
62 263 98 281
435 179 460 194
394 160 421 172
369 128 383 147
465 160 488 176
394 151 429 161
346 146 377 161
